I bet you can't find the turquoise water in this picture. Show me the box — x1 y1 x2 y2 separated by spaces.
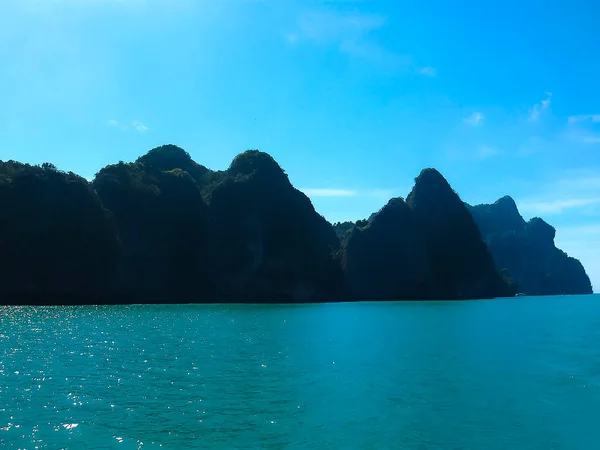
1 296 600 449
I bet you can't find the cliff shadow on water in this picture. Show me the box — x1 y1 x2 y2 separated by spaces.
0 145 593 305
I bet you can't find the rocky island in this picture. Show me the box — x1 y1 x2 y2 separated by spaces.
0 145 593 304
468 197 593 296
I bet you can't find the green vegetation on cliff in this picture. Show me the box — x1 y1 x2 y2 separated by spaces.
468 197 593 295
0 161 120 303
406 169 513 299
340 198 431 300
338 169 514 301
0 146 590 304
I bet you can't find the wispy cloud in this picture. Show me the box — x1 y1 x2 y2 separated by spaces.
554 174 600 191
301 188 358 197
568 114 600 124
517 170 600 216
519 198 600 215
476 145 501 159
301 187 403 198
108 119 149 133
528 92 552 121
463 112 485 127
572 134 600 144
446 144 502 161
566 113 600 144
132 120 149 133
418 66 437 77
291 9 432 76
296 10 386 47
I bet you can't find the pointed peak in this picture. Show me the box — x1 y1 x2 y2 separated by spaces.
527 217 556 243
137 145 194 169
379 197 410 216
228 150 287 181
407 168 457 210
494 195 518 210
368 197 411 225
493 196 523 219
414 168 447 185
135 145 209 180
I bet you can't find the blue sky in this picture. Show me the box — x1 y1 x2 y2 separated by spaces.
1 0 599 291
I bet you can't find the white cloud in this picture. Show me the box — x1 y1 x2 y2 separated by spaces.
555 175 600 191
512 170 600 292
476 145 501 159
107 119 149 133
576 134 600 144
418 66 437 77
568 114 600 124
517 168 600 217
528 92 552 121
446 144 502 161
518 198 600 215
463 112 485 126
132 120 149 133
291 10 430 74
517 171 600 216
296 10 386 46
301 188 358 197
301 188 404 198
557 224 600 237
363 188 403 198
566 113 600 144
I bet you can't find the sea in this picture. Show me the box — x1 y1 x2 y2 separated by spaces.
1 295 600 449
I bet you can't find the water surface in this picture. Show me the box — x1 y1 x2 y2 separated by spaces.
2 295 600 449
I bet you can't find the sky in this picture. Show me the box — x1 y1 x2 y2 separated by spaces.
1 0 599 291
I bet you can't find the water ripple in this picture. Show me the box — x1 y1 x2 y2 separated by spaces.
1 297 600 448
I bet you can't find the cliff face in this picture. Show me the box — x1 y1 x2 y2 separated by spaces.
0 161 121 303
340 198 431 300
0 146 591 304
338 169 514 300
468 197 593 295
405 169 513 299
90 146 344 303
93 146 213 303
206 150 345 302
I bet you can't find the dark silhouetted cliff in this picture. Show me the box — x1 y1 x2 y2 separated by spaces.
337 170 514 300
468 197 593 295
205 150 345 302
406 169 512 299
93 145 213 303
339 198 431 300
0 146 591 304
0 161 121 304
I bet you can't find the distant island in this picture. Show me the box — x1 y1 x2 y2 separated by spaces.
0 145 593 305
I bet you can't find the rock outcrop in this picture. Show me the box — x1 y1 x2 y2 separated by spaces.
468 197 593 295
339 198 431 300
337 169 514 300
0 146 590 304
0 161 121 304
205 150 345 302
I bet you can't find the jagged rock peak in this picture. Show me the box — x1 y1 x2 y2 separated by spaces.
407 168 460 210
136 145 204 172
494 195 519 211
527 217 556 243
369 197 411 224
228 150 288 181
414 168 449 186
